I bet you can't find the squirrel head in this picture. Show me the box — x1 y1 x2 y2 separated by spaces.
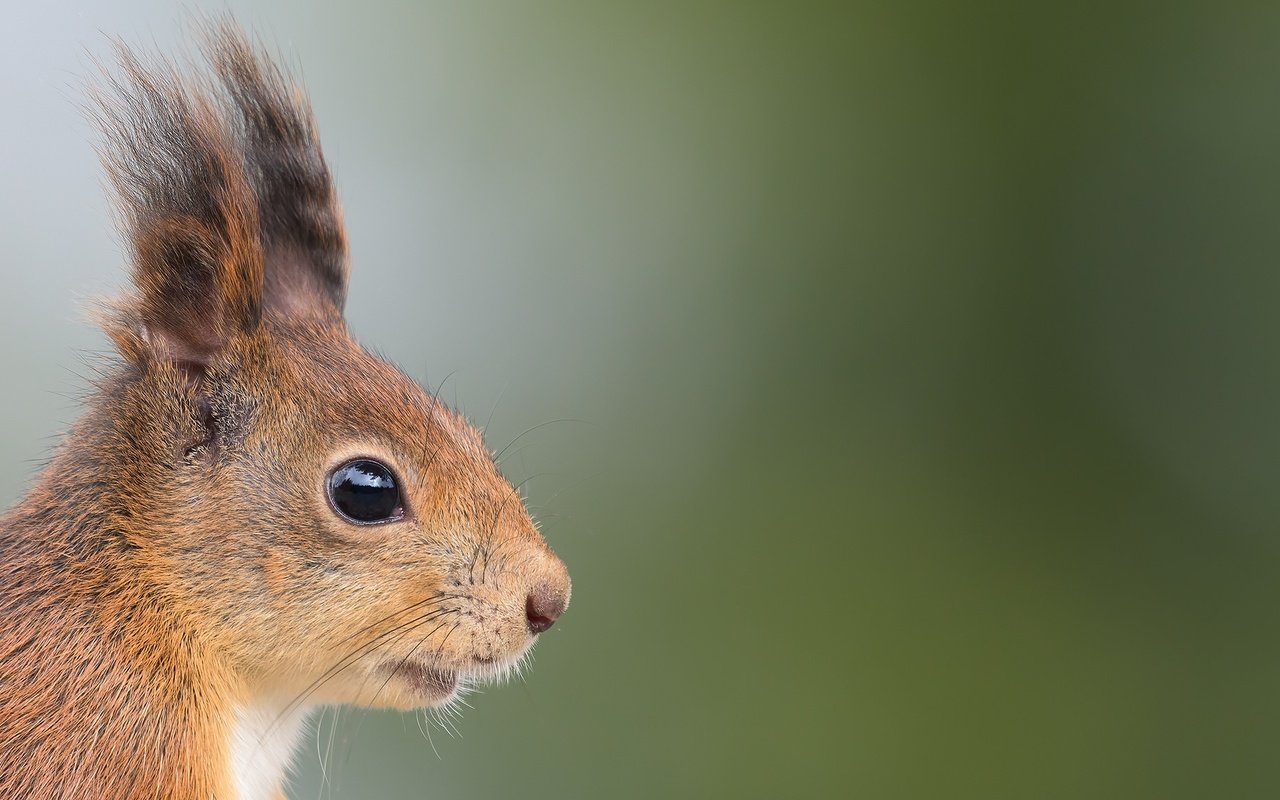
86 23 569 710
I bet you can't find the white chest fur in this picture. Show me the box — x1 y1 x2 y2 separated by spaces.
229 701 312 800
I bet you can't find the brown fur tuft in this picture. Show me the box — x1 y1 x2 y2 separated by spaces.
93 43 264 367
203 20 349 318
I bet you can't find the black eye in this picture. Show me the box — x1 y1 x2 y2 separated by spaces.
328 459 404 524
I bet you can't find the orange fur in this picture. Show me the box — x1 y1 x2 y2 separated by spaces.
0 20 569 799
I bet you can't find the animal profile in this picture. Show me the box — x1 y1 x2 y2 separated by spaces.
0 19 570 800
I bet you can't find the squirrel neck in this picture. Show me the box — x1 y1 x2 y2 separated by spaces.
0 370 288 799
230 700 312 800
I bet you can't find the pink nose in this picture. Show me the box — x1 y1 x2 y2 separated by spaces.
525 584 566 634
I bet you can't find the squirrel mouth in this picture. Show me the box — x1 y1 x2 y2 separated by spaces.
386 660 459 702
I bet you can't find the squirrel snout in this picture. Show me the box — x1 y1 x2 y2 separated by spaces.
525 587 565 633
524 559 570 634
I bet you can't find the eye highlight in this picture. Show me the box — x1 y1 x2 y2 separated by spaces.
327 459 404 524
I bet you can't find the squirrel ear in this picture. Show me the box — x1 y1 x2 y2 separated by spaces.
95 21 347 368
96 46 264 372
205 22 349 321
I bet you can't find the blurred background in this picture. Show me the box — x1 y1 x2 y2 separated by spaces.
2 1 1279 797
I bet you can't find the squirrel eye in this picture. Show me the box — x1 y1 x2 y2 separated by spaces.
328 460 404 524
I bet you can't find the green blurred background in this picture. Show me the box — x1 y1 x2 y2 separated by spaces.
3 1 1279 797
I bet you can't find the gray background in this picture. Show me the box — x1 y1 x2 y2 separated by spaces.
2 1 1279 798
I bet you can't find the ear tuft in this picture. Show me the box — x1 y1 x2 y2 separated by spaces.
131 213 261 364
91 18 350 371
203 21 349 318
92 42 264 368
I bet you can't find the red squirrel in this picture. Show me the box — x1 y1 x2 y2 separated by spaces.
0 21 570 800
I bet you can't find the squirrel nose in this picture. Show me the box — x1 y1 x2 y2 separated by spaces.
525 583 566 634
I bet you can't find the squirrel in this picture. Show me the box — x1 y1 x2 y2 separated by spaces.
0 20 570 800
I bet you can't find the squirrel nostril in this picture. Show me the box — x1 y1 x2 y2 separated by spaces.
525 586 565 634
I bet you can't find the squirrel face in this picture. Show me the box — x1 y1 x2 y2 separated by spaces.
134 323 571 712
85 23 570 712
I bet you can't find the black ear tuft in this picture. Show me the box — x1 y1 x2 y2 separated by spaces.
93 43 264 369
92 19 350 373
204 21 349 319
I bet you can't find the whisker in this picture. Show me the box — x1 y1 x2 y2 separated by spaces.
530 471 599 516
482 377 511 435
329 591 462 649
347 615 458 743
258 602 460 746
480 472 551 583
418 708 441 759
492 418 587 466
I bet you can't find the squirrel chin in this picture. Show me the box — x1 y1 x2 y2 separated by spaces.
378 645 538 710
385 660 460 706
